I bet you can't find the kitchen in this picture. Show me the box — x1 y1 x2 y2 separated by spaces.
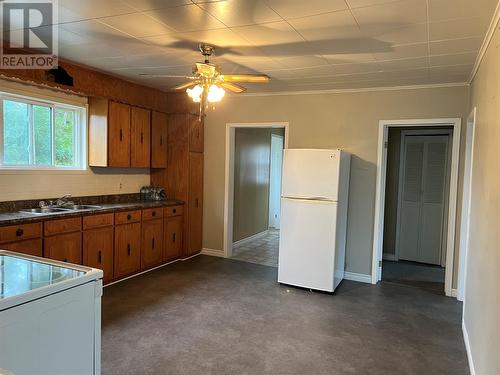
1 0 500 374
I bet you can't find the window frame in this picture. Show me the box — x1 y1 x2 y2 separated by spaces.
0 92 87 171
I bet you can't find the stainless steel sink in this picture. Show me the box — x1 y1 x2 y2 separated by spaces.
61 205 103 211
19 207 69 214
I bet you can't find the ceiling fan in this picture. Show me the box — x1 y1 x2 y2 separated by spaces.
140 43 270 119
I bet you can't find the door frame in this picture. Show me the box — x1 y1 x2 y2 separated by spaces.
268 133 285 229
457 108 476 301
223 122 289 258
395 129 452 264
372 118 461 297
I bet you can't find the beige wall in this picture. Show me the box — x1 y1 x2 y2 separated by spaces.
0 168 150 201
204 86 469 276
464 24 500 374
233 128 271 242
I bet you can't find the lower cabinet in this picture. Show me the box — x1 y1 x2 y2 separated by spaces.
114 222 141 278
141 218 164 270
44 232 82 264
4 238 43 257
83 226 114 283
164 216 183 262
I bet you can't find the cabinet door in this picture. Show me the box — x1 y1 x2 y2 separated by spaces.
189 115 204 152
151 111 168 168
164 216 183 262
131 106 151 167
141 219 163 269
4 239 42 257
114 223 141 278
108 101 131 167
188 152 203 255
83 227 114 283
44 232 82 264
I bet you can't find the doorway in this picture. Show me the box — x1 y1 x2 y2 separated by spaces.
223 122 289 267
382 128 452 293
372 118 461 297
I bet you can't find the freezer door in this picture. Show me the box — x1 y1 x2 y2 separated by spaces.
278 198 338 292
282 149 340 200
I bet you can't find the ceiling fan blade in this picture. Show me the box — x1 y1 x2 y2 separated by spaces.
220 82 247 93
139 74 195 79
222 74 270 83
196 62 217 76
172 81 197 90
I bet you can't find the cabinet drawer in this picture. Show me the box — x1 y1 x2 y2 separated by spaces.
142 208 163 221
0 222 42 244
164 205 183 217
44 217 82 236
83 213 114 230
115 210 142 224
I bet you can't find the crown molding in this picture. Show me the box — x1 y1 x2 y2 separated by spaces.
240 82 469 97
469 0 500 83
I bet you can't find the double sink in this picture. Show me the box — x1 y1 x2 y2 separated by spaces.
20 205 103 215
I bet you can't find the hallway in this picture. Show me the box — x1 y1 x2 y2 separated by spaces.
231 229 279 267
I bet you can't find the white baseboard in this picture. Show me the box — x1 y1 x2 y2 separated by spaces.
451 288 458 298
232 230 269 246
201 248 225 257
462 320 476 375
344 271 372 284
383 253 396 261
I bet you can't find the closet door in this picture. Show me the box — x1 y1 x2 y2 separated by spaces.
397 135 450 265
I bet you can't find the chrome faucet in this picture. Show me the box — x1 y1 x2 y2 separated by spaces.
39 194 74 208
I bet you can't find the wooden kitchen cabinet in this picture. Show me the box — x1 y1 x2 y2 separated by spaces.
188 152 203 255
141 219 163 269
108 101 131 167
114 222 141 278
83 221 114 283
4 238 42 257
45 232 82 264
151 111 168 168
164 215 183 262
131 107 151 168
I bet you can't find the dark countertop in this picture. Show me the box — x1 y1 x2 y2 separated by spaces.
0 199 184 226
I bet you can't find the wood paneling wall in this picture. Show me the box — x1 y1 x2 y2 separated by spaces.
0 59 168 112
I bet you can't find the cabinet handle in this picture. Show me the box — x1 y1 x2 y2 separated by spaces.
16 228 24 237
127 244 131 256
119 128 123 141
173 208 176 214
140 131 144 144
152 238 155 249
63 258 68 263
195 198 199 208
196 128 200 139
98 250 102 264
127 214 132 220
152 211 156 217
160 135 163 146
173 233 176 243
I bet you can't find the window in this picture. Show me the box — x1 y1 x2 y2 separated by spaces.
0 94 86 170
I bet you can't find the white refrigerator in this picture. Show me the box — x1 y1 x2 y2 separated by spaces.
278 149 351 292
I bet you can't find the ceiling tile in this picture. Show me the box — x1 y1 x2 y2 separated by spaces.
359 22 428 45
99 13 175 37
288 10 361 40
232 21 303 45
429 52 477 67
429 37 483 55
429 64 474 75
377 56 429 71
324 52 377 64
383 68 429 80
145 4 226 32
274 55 330 69
266 0 348 19
352 0 427 27
428 0 499 23
429 17 489 40
373 42 428 60
124 0 191 11
330 62 382 75
60 19 127 42
198 0 281 27
346 0 406 8
58 0 136 20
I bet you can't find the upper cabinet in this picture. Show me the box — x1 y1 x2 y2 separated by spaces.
151 111 168 168
89 98 165 168
130 107 151 168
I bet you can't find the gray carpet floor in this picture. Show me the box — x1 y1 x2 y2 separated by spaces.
102 255 468 375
